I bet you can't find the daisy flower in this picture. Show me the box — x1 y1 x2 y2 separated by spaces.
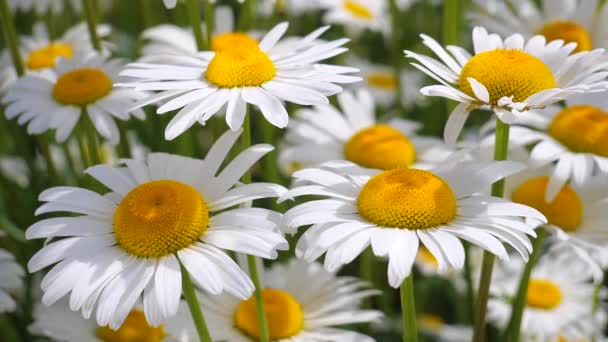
259 0 323 18
470 0 608 52
30 299 187 342
500 165 608 274
281 158 545 288
8 0 112 14
2 53 145 144
502 95 608 201
193 258 382 342
488 247 597 341
348 56 428 109
404 27 608 144
0 242 23 313
118 22 359 139
0 22 109 92
25 129 288 329
318 0 389 34
279 88 456 174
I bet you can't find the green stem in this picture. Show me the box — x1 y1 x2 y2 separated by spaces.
138 0 153 28
239 0 257 30
76 127 92 170
473 119 510 342
187 0 207 50
360 248 373 309
117 122 132 159
260 120 283 211
400 274 418 342
204 0 214 49
388 0 404 117
442 0 460 117
0 0 25 76
36 136 60 185
504 229 548 342
83 0 102 51
463 242 475 324
242 109 270 342
179 259 213 342
82 108 102 166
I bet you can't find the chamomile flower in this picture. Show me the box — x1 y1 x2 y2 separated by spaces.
2 53 145 144
501 165 608 273
0 22 109 92
193 258 381 342
279 88 456 174
404 27 608 144
470 0 608 52
259 0 323 18
488 247 597 341
281 159 545 288
503 95 608 201
119 22 359 139
0 243 24 313
348 57 427 109
30 299 185 342
318 0 389 34
25 129 288 329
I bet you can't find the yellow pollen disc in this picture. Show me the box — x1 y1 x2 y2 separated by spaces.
549 105 608 157
96 309 166 342
235 288 304 340
418 247 439 268
459 49 556 105
511 177 583 232
205 47 276 88
525 279 562 310
26 43 73 70
367 72 397 90
344 124 416 170
418 314 444 332
52 68 112 106
343 0 373 20
537 21 593 53
113 180 208 258
358 169 457 230
211 32 259 52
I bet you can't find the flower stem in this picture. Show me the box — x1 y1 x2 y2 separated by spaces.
83 0 102 51
187 0 207 50
504 229 548 342
203 0 214 50
442 0 459 116
473 118 510 342
241 108 271 342
82 108 103 166
400 274 418 342
179 259 213 342
463 242 475 324
360 248 374 308
0 0 24 76
36 136 60 185
388 0 404 117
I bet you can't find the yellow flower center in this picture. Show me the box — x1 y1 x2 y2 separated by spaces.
205 47 276 88
358 169 457 230
511 177 583 232
26 43 73 70
113 180 209 258
235 288 304 340
366 72 397 90
549 105 608 157
526 279 562 310
417 247 439 268
52 68 113 106
344 125 416 170
96 309 166 342
211 32 259 52
418 313 444 332
537 21 592 53
459 49 556 105
343 0 373 20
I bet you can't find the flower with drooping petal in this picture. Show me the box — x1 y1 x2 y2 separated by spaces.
25 129 288 329
118 22 360 140
405 26 608 144
281 158 545 287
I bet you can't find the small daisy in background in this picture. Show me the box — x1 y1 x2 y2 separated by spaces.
258 0 323 18
281 157 544 288
119 22 360 139
0 155 29 188
7 0 112 14
279 88 456 174
470 0 608 52
0 22 109 92
318 0 389 35
191 258 382 342
2 53 145 144
405 27 608 144
348 56 428 109
488 246 600 341
0 235 23 313
25 129 288 329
